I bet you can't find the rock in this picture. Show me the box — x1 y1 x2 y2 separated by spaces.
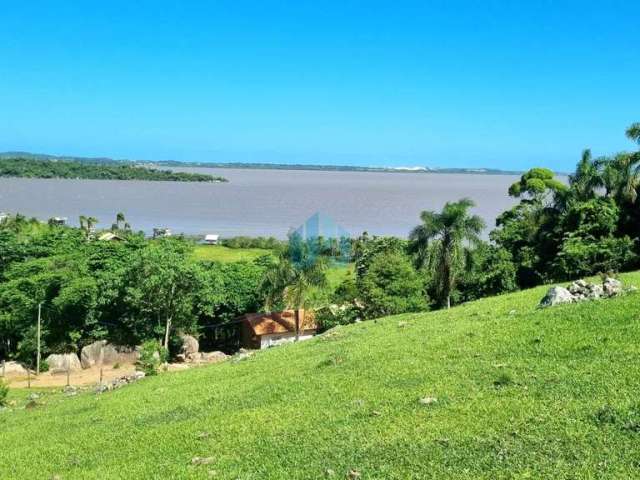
419 396 438 406
95 384 110 394
200 351 228 364
27 393 40 401
603 277 623 297
180 334 199 357
80 341 139 369
132 371 146 380
46 353 82 374
191 457 215 465
1 361 29 376
80 341 117 369
539 287 574 307
586 284 604 299
176 353 187 363
63 385 78 396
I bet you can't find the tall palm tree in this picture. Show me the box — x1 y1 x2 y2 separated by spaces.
85 217 98 240
626 122 640 146
261 253 327 341
409 198 485 309
569 149 601 201
116 212 126 230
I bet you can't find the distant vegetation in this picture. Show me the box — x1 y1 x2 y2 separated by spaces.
0 150 521 175
0 157 227 182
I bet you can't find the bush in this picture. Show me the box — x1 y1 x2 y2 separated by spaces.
357 251 428 319
136 340 164 376
0 379 8 407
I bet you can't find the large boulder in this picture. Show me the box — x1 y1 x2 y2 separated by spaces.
81 341 118 369
46 353 82 374
2 361 29 376
80 341 140 369
539 286 574 307
603 277 623 297
180 334 199 358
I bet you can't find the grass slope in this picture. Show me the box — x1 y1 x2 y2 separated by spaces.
2 273 640 479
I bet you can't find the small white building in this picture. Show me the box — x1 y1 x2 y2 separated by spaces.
204 234 220 245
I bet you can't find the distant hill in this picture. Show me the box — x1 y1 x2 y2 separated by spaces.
0 151 523 175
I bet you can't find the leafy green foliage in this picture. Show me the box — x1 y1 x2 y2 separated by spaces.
409 198 485 308
136 340 163 376
357 251 427 318
508 167 567 200
0 378 8 406
0 157 226 182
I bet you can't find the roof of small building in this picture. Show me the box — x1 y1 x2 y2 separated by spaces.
98 232 125 241
240 310 317 336
205 234 220 240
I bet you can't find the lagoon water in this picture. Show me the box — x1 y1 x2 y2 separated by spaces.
0 167 521 238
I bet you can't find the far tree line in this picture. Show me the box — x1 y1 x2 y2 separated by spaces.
0 157 227 182
0 122 639 365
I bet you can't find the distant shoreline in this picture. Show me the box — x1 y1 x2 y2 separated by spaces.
1 151 525 176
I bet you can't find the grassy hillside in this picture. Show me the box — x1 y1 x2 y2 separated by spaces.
2 273 640 479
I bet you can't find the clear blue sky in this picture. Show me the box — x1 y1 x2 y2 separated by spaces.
1 1 638 171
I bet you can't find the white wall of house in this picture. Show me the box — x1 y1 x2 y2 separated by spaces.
260 332 315 349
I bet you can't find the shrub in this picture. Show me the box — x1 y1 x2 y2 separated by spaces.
136 340 164 376
0 379 8 407
357 251 428 319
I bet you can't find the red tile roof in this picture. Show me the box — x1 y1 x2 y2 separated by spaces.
241 310 317 336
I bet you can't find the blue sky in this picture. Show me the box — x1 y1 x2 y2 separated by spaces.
1 1 638 171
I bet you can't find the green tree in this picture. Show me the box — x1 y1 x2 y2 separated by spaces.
508 167 567 202
124 240 201 348
569 149 601 202
409 198 485 309
357 251 427 318
116 212 125 230
261 252 327 341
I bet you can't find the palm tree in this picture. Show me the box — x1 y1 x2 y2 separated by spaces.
116 212 125 230
409 198 485 309
626 122 640 146
569 149 601 201
261 253 327 341
79 215 87 231
85 217 98 240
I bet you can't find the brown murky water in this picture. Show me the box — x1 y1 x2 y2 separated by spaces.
0 167 523 238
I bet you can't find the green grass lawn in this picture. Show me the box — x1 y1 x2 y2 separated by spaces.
3 273 640 479
193 245 273 263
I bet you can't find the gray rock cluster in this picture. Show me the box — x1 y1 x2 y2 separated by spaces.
539 277 628 307
175 334 228 364
95 371 145 394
